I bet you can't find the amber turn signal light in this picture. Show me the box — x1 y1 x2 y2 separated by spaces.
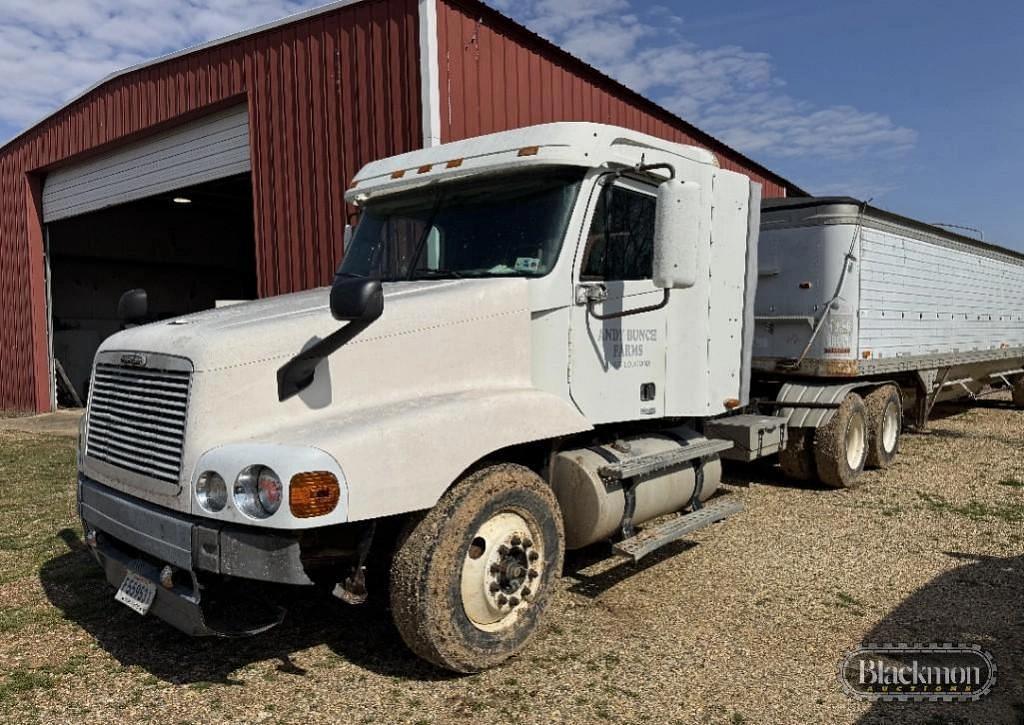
289 472 340 518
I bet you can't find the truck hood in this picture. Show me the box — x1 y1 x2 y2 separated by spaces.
98 279 515 373
92 277 538 460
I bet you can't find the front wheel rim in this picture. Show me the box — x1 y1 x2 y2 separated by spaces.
846 414 867 470
460 511 543 633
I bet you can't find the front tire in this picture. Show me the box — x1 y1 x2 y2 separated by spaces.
814 393 869 488
389 464 564 673
865 385 902 469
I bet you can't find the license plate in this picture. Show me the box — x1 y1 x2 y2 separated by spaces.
115 570 157 616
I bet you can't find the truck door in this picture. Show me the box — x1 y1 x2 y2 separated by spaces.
569 178 668 424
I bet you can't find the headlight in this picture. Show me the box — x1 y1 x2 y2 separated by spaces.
196 471 228 512
233 466 282 518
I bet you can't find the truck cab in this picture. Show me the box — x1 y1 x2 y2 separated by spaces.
77 123 763 672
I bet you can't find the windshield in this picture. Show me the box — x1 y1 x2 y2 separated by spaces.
339 167 586 281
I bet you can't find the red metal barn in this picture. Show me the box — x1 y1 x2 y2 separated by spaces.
0 0 803 412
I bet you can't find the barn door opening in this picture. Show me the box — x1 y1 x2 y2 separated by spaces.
45 174 257 406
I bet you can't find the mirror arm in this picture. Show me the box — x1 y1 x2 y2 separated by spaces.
597 162 677 187
276 312 380 402
587 288 671 321
635 162 676 180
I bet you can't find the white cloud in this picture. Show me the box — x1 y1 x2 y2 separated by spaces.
492 0 917 162
0 0 325 141
0 0 917 167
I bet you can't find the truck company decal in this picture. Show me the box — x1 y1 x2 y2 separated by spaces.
601 328 658 368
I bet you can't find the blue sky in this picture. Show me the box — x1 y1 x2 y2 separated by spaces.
1 0 1020 247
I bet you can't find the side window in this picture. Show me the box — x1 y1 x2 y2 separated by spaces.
581 184 656 281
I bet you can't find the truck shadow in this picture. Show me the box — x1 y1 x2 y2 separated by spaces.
563 539 697 599
720 459 831 491
39 529 455 685
853 551 1024 725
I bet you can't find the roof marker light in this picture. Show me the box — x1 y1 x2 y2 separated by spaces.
518 146 540 157
417 164 432 174
391 170 406 179
446 158 464 168
172 197 192 204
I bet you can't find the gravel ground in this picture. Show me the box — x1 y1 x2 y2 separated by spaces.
1 398 1022 724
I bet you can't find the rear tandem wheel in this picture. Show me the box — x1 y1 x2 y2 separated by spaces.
813 393 869 489
864 385 902 469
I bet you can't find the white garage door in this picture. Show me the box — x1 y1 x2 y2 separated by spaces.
43 104 251 223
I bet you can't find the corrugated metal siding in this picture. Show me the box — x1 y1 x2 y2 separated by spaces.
43 104 251 222
435 0 789 200
859 227 1024 357
0 0 422 411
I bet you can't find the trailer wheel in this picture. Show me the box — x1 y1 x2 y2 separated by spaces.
813 393 869 488
389 464 564 673
779 429 816 481
864 386 902 469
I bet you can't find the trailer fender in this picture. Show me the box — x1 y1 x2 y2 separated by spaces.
777 381 895 429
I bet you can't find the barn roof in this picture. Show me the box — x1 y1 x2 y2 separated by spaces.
1 0 806 196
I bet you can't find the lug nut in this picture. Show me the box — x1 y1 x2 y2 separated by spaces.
528 551 539 562
489 582 500 593
498 545 509 556
489 563 501 574
508 596 520 607
497 595 508 606
521 587 531 597
510 535 522 546
528 569 539 579
523 538 533 549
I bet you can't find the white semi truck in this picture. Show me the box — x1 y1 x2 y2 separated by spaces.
76 123 1024 672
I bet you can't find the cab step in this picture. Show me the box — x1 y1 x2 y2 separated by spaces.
612 498 744 563
597 439 734 481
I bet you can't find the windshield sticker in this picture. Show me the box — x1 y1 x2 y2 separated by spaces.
515 257 541 273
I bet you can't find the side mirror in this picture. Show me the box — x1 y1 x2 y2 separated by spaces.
330 277 384 322
653 179 701 290
278 277 385 401
117 288 148 323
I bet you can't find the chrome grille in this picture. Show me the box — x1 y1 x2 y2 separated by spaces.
86 362 191 484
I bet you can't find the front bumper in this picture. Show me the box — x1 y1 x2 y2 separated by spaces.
78 475 312 636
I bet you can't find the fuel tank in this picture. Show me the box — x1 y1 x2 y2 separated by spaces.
551 427 722 550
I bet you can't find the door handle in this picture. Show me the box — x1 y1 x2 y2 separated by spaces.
577 283 670 321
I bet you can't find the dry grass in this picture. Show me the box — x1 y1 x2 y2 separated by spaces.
1 400 1023 724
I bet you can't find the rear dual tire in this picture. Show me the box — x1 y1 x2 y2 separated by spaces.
814 393 869 488
779 396 869 488
864 385 902 469
780 387 903 488
779 428 816 482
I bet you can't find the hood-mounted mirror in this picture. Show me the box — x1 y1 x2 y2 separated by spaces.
277 276 385 401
